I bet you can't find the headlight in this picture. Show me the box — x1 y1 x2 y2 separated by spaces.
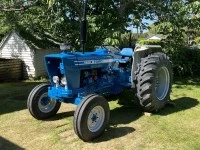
61 76 67 85
53 76 59 83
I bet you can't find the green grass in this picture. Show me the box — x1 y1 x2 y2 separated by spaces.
0 79 200 150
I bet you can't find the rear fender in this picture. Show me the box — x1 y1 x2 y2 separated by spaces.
131 45 163 87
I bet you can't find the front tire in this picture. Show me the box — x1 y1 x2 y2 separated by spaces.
135 52 173 112
73 94 110 141
27 83 61 120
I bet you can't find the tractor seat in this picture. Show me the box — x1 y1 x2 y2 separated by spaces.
115 48 134 57
114 48 133 64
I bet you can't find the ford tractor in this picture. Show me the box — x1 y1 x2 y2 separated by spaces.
27 0 173 142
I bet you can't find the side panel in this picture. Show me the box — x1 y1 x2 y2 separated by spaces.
63 57 81 89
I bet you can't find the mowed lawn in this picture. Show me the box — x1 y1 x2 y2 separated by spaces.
0 78 200 150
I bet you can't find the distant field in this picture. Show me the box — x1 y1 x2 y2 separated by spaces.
0 78 199 150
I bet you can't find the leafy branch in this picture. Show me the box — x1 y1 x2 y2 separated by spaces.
0 0 40 12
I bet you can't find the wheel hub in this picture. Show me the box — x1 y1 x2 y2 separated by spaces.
155 66 170 101
38 93 57 113
41 97 50 106
87 106 105 132
91 113 98 122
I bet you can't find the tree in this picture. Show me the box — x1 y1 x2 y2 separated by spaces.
150 1 200 76
1 0 199 51
0 0 168 49
153 1 200 46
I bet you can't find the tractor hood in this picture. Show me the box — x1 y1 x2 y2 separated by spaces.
44 48 114 89
45 48 114 68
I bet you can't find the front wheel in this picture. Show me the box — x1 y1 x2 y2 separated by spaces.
27 83 61 120
135 52 173 112
73 94 110 141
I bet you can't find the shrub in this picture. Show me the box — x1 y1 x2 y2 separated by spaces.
137 39 200 77
168 46 200 77
138 39 163 46
194 37 200 44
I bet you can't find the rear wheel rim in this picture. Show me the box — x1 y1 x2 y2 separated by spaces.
87 106 105 132
38 93 57 113
155 66 170 101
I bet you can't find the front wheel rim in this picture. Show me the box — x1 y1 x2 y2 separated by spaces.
38 93 57 113
87 106 105 132
155 66 170 101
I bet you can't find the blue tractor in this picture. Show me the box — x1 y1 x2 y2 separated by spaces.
27 0 173 141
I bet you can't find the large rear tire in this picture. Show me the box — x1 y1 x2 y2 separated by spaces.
27 84 61 120
135 52 173 112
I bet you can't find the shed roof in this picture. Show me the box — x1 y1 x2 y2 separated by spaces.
0 30 60 50
0 32 12 50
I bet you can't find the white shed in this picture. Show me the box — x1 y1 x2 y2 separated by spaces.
0 31 60 79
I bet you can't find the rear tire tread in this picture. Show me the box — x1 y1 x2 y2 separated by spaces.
135 52 173 112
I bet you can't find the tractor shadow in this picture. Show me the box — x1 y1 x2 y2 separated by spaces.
45 111 75 121
93 126 135 143
107 89 143 126
0 136 24 150
0 82 41 115
158 97 199 116
109 105 142 126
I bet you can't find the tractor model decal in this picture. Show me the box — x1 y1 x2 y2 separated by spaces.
74 59 114 66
